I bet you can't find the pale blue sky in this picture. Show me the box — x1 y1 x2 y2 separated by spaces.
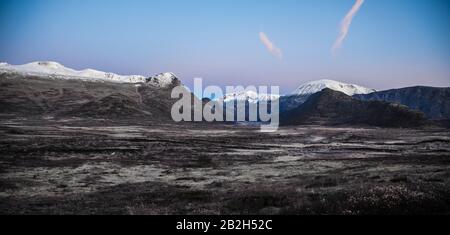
0 0 449 94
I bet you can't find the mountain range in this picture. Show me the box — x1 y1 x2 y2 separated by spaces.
222 78 449 123
1 61 449 127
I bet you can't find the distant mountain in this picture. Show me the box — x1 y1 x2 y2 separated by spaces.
354 86 450 120
221 90 280 104
214 90 279 122
276 79 377 113
292 79 376 96
0 61 178 86
281 88 425 127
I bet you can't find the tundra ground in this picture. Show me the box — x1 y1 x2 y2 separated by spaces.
0 118 449 214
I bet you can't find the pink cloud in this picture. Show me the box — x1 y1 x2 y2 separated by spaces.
259 32 283 60
332 0 365 55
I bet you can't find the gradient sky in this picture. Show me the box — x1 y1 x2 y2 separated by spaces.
0 0 449 94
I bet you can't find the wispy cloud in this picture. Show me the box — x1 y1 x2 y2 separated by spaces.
259 32 283 60
332 0 365 55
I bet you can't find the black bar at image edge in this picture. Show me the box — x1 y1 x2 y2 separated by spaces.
1 215 446 233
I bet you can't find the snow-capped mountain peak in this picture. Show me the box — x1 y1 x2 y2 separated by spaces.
13 61 77 75
146 72 179 88
222 90 280 103
0 61 177 86
292 79 376 96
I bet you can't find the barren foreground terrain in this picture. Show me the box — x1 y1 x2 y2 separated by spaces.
0 119 449 214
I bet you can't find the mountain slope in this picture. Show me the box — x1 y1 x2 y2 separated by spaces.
292 79 376 96
60 93 150 119
354 86 450 120
279 94 310 113
281 89 425 127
